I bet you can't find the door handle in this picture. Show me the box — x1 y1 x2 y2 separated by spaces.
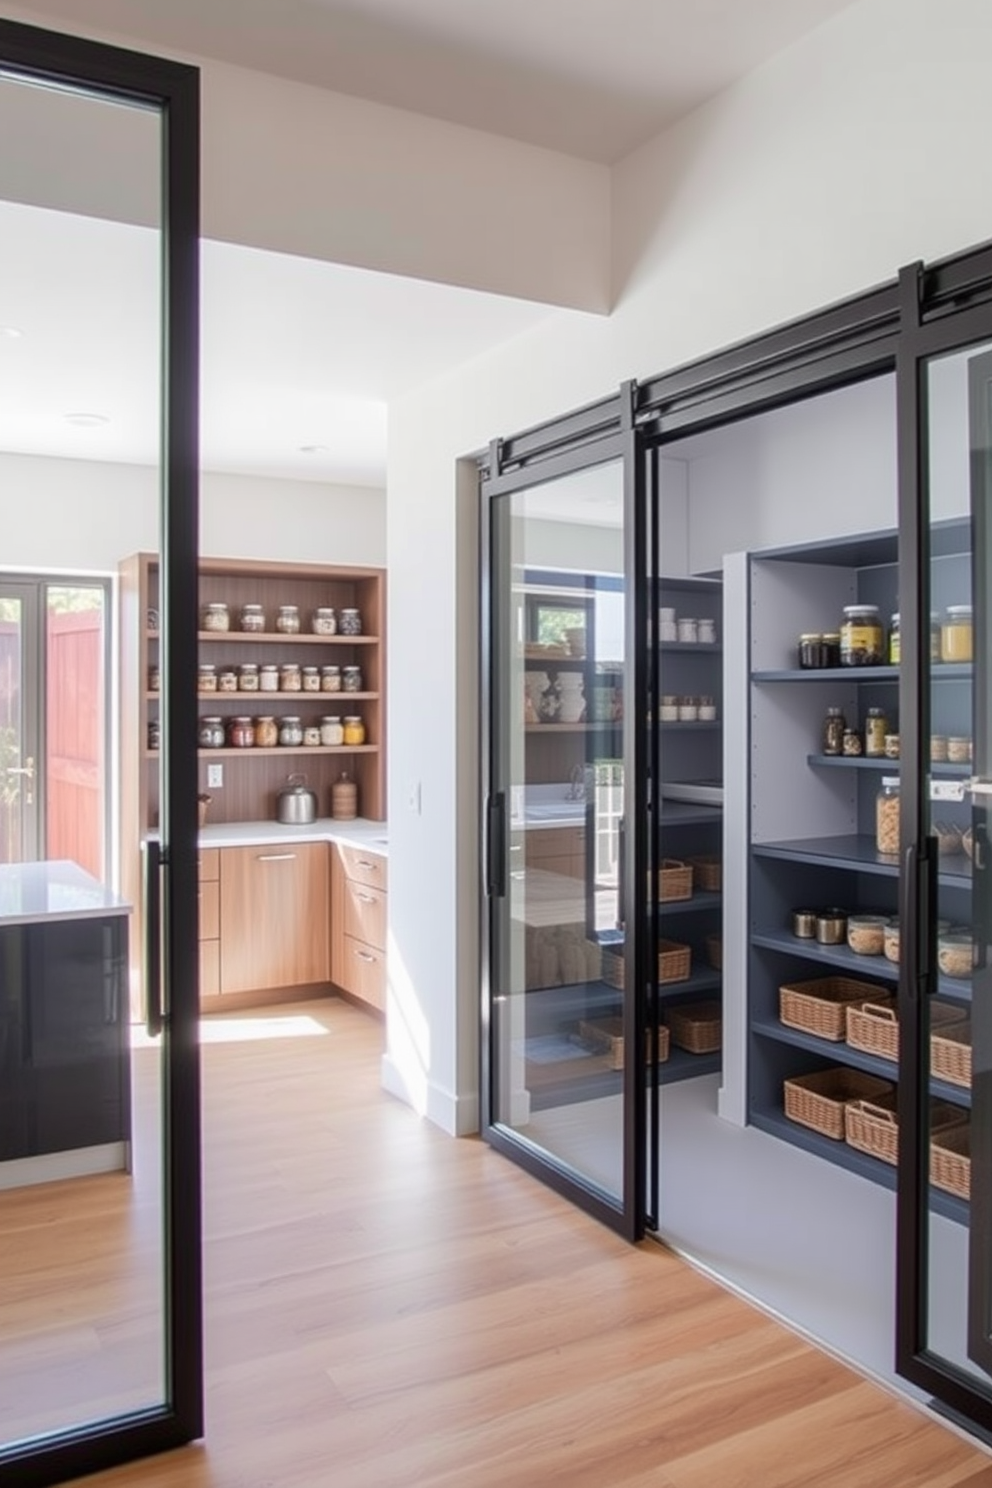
966 777 992 796
356 892 376 904
486 793 506 898
257 853 296 862
142 839 163 1038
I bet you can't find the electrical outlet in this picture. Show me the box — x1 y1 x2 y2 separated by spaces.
207 763 224 789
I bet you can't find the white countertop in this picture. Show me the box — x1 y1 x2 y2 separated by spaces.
197 817 388 855
0 860 131 927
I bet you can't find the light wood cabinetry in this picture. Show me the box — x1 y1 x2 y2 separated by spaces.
331 844 387 1012
198 848 220 998
219 841 329 996
524 826 585 879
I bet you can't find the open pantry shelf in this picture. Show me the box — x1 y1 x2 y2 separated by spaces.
750 927 971 1003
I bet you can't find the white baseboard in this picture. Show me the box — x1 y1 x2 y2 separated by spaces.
380 1052 479 1136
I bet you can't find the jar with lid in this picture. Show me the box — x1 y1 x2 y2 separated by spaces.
821 631 841 668
312 607 337 635
320 715 343 747
279 715 303 747
697 617 717 645
238 662 260 692
865 706 888 757
218 666 239 693
798 633 823 669
201 601 230 633
342 664 363 693
331 772 358 820
888 612 900 665
339 607 362 636
840 604 883 666
676 617 698 644
876 776 900 855
254 715 279 748
198 716 224 749
303 724 322 747
930 612 941 661
822 705 846 756
259 664 279 692
302 665 321 692
198 663 217 693
698 696 717 721
321 665 341 692
148 663 160 692
148 718 161 751
275 604 300 635
842 727 863 756
228 716 255 748
342 715 366 746
940 604 973 663
239 603 265 633
279 662 302 692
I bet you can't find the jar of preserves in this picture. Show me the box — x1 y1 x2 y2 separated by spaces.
822 705 846 756
254 715 278 748
940 604 973 663
302 665 321 692
238 662 260 692
339 607 362 636
259 664 279 692
938 930 974 980
279 715 303 747
876 777 900 856
275 604 301 635
228 716 255 748
865 706 888 757
320 714 343 747
218 666 239 693
821 632 841 668
239 602 265 633
279 662 302 692
798 633 823 669
888 612 900 665
840 604 883 666
312 607 337 635
201 601 230 632
884 733 900 759
198 716 224 749
342 664 363 693
321 665 342 692
342 715 366 746
842 727 863 756
303 725 322 747
148 663 160 692
198 663 217 693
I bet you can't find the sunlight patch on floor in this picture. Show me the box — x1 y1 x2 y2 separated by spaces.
129 1015 329 1049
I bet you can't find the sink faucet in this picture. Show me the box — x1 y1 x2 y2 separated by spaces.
566 764 585 801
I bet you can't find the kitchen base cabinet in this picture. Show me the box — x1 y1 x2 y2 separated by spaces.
198 848 221 998
331 843 387 1013
218 841 330 997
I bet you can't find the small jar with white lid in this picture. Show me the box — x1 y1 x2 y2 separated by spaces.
239 603 265 633
940 605 973 663
320 715 343 747
342 664 363 693
302 665 321 692
279 715 304 747
840 604 883 666
259 664 280 692
238 662 260 692
201 601 230 633
339 607 362 636
321 665 341 692
275 604 301 635
312 607 337 635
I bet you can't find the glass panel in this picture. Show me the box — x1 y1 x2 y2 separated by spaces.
0 70 168 1447
491 461 626 1203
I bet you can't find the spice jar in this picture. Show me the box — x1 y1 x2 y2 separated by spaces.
876 777 900 855
342 664 363 693
254 715 278 748
228 716 255 748
677 617 698 644
148 718 161 751
938 930 974 979
238 663 260 692
198 716 224 749
259 664 279 692
303 725 322 747
884 733 900 759
698 696 717 721
278 715 303 747
888 612 900 665
201 601 230 633
198 663 217 693
279 662 302 692
148 663 160 692
847 914 887 956
940 604 973 663
659 695 679 722
321 665 341 692
821 632 841 668
312 607 337 635
883 918 900 964
342 715 366 746
320 715 343 747
931 735 949 762
930 613 942 661
339 607 362 636
823 705 846 756
798 633 823 669
948 736 973 764
865 706 888 758
677 698 698 721
218 666 239 693
275 604 301 635
840 604 883 666
697 618 717 645
842 727 863 756
302 665 321 693
239 603 265 633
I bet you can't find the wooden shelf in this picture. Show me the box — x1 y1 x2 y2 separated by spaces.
198 631 379 645
143 745 380 760
179 691 379 702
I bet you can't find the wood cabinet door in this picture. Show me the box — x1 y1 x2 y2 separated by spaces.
219 843 329 994
342 879 386 951
341 935 386 1011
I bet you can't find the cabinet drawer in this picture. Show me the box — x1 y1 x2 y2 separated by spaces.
199 938 220 998
525 827 585 862
199 848 219 882
343 880 386 951
199 877 220 941
341 935 385 1011
338 843 388 891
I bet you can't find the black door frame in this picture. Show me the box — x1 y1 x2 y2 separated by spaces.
0 18 202 1488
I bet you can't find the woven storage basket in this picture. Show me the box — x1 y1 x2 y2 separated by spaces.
658 939 692 984
705 933 722 971
779 975 884 1042
931 1019 972 1088
601 945 624 991
578 1017 670 1070
688 855 722 892
783 1067 892 1141
931 1124 971 1200
667 1000 721 1054
658 859 693 902
846 997 964 1064
846 1094 965 1167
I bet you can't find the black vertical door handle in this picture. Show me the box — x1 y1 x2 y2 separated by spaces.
486 793 506 898
142 838 163 1037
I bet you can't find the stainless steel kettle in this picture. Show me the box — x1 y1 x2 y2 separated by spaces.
276 773 317 825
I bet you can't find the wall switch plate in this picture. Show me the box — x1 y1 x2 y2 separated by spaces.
930 779 964 803
407 781 422 814
207 763 224 788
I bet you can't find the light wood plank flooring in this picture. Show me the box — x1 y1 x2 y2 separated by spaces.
8 997 992 1487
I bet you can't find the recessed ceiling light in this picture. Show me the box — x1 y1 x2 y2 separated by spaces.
299 444 330 455
64 412 110 428
0 325 23 339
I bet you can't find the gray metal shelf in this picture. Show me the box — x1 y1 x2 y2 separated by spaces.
754 834 971 888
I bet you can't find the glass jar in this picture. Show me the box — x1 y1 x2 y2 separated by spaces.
148 718 161 751
938 930 974 980
822 705 845 756
198 663 217 693
321 665 342 692
320 714 343 747
201 601 230 633
876 776 900 855
198 716 224 749
279 715 303 747
339 607 362 636
821 632 841 668
888 612 900 665
676 617 698 644
148 663 160 692
940 604 973 663
930 612 941 661
842 727 863 756
259 664 280 692
342 715 366 746
279 662 302 692
847 914 887 956
302 665 321 692
884 732 900 759
865 706 888 758
218 666 239 693
948 735 973 763
840 604 883 666
697 617 717 645
238 663 260 692
228 716 255 748
312 607 337 635
239 603 265 633
342 664 363 693
254 715 279 748
303 725 322 747
931 734 949 762
275 604 300 635
798 633 823 669
883 918 900 964
698 696 717 721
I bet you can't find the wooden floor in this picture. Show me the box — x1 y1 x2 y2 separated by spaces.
6 997 992 1487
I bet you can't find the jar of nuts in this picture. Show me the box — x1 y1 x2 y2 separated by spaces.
876 777 900 856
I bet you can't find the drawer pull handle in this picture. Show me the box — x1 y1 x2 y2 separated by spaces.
356 951 375 963
257 853 296 862
355 859 377 870
356 892 376 903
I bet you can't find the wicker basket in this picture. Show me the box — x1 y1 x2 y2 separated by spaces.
931 1019 972 1088
601 945 625 991
578 1017 670 1070
658 859 693 902
658 939 692 984
667 1000 721 1054
779 975 884 1042
846 1094 965 1167
705 933 722 971
846 997 965 1064
688 855 722 892
931 1124 971 1200
783 1067 893 1141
